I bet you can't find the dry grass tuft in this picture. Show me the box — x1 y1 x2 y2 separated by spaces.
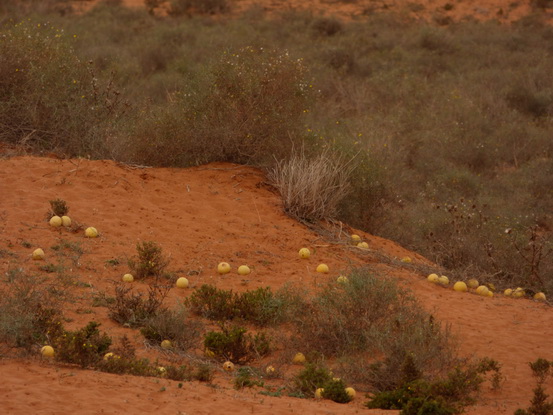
269 150 355 222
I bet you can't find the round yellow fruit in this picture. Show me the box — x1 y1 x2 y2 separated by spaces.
265 365 275 375
357 242 369 249
438 276 450 286
292 352 306 364
401 256 412 263
316 264 329 273
298 248 311 259
512 288 525 298
476 285 489 296
160 339 172 350
61 216 72 227
427 273 439 283
157 366 167 376
337 275 349 284
487 290 494 298
49 215 62 227
217 262 231 275
315 388 324 399
104 352 119 361
237 265 251 276
345 387 356 399
41 345 54 358
223 361 235 372
504 288 513 297
122 273 134 283
204 348 215 358
467 278 479 289
453 281 467 292
32 248 45 260
84 227 98 238
351 234 361 242
534 292 547 301
176 277 189 288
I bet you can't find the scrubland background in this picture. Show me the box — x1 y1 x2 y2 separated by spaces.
1 0 553 293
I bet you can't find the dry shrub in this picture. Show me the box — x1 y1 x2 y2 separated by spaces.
0 272 64 350
108 282 170 327
293 269 457 388
129 46 314 167
269 150 355 222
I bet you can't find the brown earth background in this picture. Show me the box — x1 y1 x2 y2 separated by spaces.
2 1 553 414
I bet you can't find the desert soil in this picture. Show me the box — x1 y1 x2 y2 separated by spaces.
1 155 552 414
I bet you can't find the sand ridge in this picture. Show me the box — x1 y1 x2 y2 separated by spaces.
0 155 552 414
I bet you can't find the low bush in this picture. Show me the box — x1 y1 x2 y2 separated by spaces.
366 357 502 414
203 325 271 364
0 272 64 350
128 241 170 280
108 282 169 327
187 284 303 326
515 358 553 415
291 363 333 396
140 305 202 351
53 321 112 368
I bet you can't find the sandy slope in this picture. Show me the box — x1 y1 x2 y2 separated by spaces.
74 0 549 23
0 155 552 414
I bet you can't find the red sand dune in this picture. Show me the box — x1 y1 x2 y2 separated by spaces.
1 155 552 414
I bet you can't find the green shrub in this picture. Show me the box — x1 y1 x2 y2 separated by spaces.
128 241 170 279
186 284 238 321
366 357 502 414
322 378 352 404
515 358 553 415
291 363 333 396
234 367 264 390
203 325 270 364
54 321 112 368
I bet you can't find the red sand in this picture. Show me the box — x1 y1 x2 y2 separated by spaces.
74 0 548 23
1 155 552 414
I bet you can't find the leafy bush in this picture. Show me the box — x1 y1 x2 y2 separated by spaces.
515 358 553 415
366 357 502 414
322 378 352 404
187 284 303 326
128 241 170 279
291 363 333 396
203 325 270 364
53 321 112 368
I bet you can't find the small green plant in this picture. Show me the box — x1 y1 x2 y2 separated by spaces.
322 378 352 403
291 363 333 396
53 321 112 368
515 358 553 415
366 357 502 414
234 367 264 390
186 284 238 321
128 241 170 279
203 325 270 364
194 363 215 382
49 199 69 217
